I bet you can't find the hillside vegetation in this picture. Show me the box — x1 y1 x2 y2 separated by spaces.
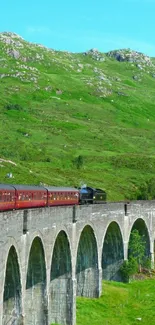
1 32 155 200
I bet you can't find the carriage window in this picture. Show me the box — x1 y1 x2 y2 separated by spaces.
10 192 13 201
5 192 9 202
26 193 29 200
3 193 6 202
42 192 44 199
0 192 2 201
38 192 42 199
5 192 7 201
21 193 25 201
34 193 37 200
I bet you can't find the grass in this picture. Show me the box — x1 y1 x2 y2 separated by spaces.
76 280 155 325
1 33 155 199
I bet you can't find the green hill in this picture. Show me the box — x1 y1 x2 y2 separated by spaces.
1 32 155 200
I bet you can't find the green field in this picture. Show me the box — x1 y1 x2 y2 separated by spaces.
1 32 155 200
76 280 155 325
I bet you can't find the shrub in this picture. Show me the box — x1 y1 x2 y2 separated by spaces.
4 103 23 111
143 257 151 270
120 257 138 282
73 155 84 169
136 178 155 200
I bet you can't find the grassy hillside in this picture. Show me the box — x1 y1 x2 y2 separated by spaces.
1 32 155 199
77 280 155 325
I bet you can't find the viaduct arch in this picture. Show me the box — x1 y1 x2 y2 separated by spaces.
0 201 155 325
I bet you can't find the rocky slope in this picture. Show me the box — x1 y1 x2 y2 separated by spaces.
1 32 155 97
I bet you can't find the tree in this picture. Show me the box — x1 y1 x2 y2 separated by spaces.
128 229 146 270
120 229 147 282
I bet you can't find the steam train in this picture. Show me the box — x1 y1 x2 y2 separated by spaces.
0 184 106 211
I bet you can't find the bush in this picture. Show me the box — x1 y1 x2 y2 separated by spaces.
73 155 84 169
143 257 151 270
120 258 138 282
4 103 23 111
136 178 155 200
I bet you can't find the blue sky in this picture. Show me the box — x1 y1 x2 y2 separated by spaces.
1 0 155 56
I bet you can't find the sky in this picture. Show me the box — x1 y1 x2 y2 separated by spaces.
1 0 155 56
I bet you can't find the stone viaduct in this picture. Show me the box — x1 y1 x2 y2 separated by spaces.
0 201 155 325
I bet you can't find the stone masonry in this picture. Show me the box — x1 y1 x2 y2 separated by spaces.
0 201 155 325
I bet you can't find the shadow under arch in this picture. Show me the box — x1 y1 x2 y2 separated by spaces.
3 246 22 325
25 236 47 325
49 230 72 325
128 218 150 260
102 221 124 281
76 225 98 298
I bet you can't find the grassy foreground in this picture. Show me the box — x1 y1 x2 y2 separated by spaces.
76 280 155 325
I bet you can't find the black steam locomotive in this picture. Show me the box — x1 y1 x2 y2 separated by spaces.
79 186 106 204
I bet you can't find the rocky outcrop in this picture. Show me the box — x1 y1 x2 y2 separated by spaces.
0 32 24 47
107 49 153 66
6 48 20 59
84 48 105 61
